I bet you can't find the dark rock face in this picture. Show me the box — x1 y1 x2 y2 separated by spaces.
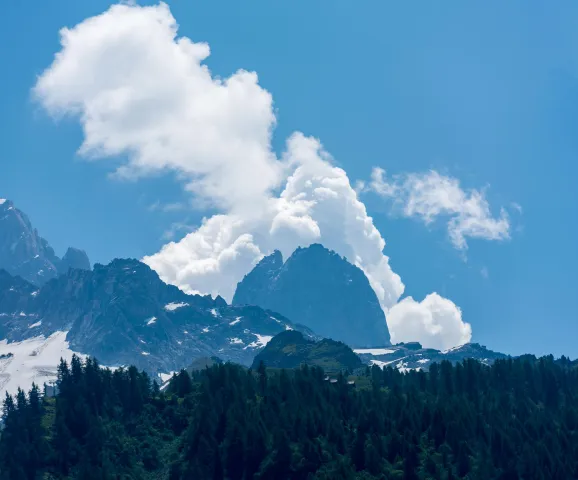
0 200 91 285
251 330 363 372
233 244 390 348
0 269 39 339
0 259 315 374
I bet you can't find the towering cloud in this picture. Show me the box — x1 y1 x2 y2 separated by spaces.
34 2 480 349
144 133 405 310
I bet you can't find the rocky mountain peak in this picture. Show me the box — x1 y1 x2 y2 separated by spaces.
60 247 91 273
0 199 90 285
233 243 391 348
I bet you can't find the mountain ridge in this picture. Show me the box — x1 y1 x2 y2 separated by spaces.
0 258 316 401
0 199 90 286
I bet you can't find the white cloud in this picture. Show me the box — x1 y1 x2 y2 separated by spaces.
145 133 405 309
387 293 472 350
33 2 281 214
367 167 511 250
35 2 475 350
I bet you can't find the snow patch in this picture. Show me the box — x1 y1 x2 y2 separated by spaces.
244 333 273 349
201 327 209 333
146 316 157 325
271 316 292 330
396 360 411 374
354 348 396 356
369 360 388 368
28 321 42 329
159 371 177 383
229 337 244 345
141 351 150 356
0 331 85 403
417 358 430 364
0 199 6 205
164 302 188 311
229 317 241 326
370 356 409 369
441 344 466 354
210 308 220 317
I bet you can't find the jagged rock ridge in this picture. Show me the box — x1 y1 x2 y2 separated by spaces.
233 244 390 348
0 259 315 377
0 199 90 285
353 341 508 372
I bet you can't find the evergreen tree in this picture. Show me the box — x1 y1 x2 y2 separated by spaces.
0 353 577 479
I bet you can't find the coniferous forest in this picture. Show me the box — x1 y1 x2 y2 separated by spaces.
1 355 578 479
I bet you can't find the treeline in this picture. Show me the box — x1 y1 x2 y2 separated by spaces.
1 354 578 479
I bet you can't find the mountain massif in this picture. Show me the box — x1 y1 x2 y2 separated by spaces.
0 199 90 285
0 259 313 376
3 199 576 479
0 199 514 405
233 244 390 348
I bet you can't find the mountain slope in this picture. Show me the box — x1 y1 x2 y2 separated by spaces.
354 341 508 371
0 199 90 285
233 244 390 347
0 260 315 399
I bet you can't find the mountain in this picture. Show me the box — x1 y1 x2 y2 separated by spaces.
353 341 508 371
233 244 390 347
0 202 511 403
0 259 315 399
0 199 90 285
252 330 364 372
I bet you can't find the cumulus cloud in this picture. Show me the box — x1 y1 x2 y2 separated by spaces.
146 133 405 308
34 2 473 349
34 2 280 213
367 167 511 250
387 294 472 351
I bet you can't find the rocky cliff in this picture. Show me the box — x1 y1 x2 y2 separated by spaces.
0 199 90 285
234 244 390 347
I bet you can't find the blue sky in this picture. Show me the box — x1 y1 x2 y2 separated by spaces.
1 1 577 357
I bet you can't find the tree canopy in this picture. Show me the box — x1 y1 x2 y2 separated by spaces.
1 354 577 479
